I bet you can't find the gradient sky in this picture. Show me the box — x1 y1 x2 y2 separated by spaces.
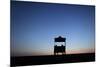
11 1 95 56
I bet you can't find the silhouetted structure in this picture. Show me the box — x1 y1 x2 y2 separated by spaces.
54 36 66 55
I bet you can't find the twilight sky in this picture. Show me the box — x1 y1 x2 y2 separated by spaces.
11 1 95 56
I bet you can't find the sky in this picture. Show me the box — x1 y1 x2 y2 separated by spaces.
11 1 95 56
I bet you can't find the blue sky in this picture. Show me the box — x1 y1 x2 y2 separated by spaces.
11 1 95 56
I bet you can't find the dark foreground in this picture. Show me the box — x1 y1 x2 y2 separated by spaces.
11 53 95 66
